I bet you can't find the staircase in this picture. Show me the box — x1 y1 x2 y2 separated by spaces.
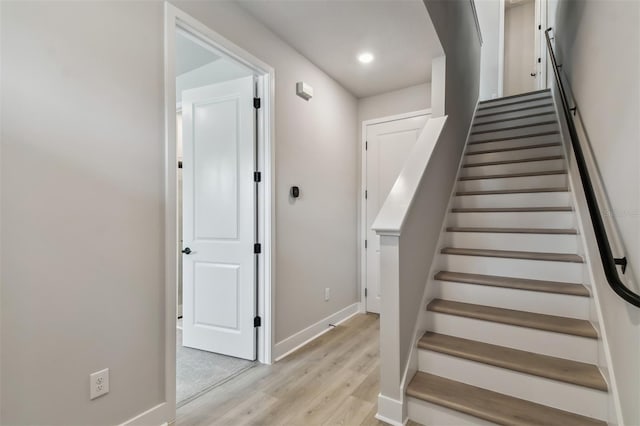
406 90 610 425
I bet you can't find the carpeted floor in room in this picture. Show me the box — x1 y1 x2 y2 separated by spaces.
177 320 255 406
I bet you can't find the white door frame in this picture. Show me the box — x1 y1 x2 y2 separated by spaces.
498 0 548 95
163 2 275 419
359 109 431 313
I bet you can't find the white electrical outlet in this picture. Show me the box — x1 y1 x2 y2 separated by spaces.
324 287 330 301
90 368 109 400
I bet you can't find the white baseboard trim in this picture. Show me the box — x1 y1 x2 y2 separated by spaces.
119 402 170 426
273 302 359 361
376 393 407 426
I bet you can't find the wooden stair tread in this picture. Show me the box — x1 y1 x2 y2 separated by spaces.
447 226 577 235
478 96 553 111
441 247 583 263
474 111 556 126
451 207 572 213
475 102 554 118
478 89 551 105
466 142 561 155
463 155 563 168
418 332 607 391
456 187 568 196
427 299 598 338
407 372 606 426
434 271 589 296
471 121 558 135
469 130 560 145
459 170 566 181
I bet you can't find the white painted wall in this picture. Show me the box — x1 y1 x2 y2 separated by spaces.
475 0 502 100
1 2 165 424
358 83 431 124
1 0 358 424
504 0 536 96
176 58 253 103
552 1 640 424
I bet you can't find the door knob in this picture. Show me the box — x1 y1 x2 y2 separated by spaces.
530 72 537 77
182 247 192 255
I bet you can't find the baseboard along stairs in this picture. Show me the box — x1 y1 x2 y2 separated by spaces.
406 89 610 425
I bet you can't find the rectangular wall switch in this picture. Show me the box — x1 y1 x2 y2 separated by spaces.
90 368 109 400
324 287 330 301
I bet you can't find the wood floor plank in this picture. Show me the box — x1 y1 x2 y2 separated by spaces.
176 313 381 426
441 247 584 263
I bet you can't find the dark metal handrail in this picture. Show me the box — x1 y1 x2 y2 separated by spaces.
545 28 640 307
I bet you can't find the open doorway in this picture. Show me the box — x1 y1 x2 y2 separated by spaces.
502 0 547 96
165 4 274 411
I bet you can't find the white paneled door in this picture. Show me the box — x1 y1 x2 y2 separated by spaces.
181 76 256 360
365 114 429 313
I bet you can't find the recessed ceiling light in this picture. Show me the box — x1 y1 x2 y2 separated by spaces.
358 52 374 64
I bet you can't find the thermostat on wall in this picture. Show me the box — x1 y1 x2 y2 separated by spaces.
296 81 313 101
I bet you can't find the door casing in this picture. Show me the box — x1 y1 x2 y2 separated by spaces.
164 3 275 421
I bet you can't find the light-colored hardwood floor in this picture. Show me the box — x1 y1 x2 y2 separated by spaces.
176 313 415 426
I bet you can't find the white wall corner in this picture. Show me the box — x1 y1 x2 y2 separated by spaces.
376 393 408 426
431 56 446 118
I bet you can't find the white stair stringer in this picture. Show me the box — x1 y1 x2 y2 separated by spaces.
406 90 611 426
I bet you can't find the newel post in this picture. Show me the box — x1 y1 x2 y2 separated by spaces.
375 232 406 425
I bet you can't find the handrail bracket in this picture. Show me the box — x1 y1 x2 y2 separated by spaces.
615 257 628 274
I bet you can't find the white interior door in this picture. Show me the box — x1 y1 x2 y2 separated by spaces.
365 114 429 313
182 76 256 360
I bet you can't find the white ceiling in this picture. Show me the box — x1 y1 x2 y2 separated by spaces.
176 32 220 75
236 0 443 98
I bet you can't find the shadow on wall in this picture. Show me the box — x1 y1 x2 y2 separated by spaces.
552 0 585 62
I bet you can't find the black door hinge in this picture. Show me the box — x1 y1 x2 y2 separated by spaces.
254 171 262 182
254 316 262 327
365 288 368 297
538 57 542 63
538 24 541 30
254 243 261 254
365 141 368 150
365 190 368 200
253 97 261 109
365 240 367 249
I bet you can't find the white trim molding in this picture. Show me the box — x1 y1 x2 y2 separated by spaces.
273 303 359 361
376 393 408 426
119 403 168 426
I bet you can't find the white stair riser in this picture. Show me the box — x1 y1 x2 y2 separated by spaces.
453 191 571 208
442 254 583 282
469 124 559 144
461 159 565 177
457 174 567 192
417 351 608 421
449 211 575 228
476 98 553 116
466 134 562 153
446 231 578 253
408 397 498 426
425 312 598 363
474 106 556 124
472 114 557 132
432 281 590 318
465 145 563 164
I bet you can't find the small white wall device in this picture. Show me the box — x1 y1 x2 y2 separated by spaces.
296 81 313 101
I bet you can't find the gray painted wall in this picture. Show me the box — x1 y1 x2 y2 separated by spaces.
553 1 640 424
0 1 358 423
403 0 481 372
